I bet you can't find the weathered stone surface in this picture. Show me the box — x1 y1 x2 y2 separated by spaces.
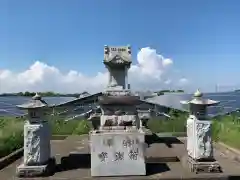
89 45 145 177
100 104 141 128
101 115 137 126
103 46 131 90
90 131 146 176
186 115 194 157
24 121 51 165
17 164 48 177
16 157 55 177
101 105 136 115
104 46 131 64
108 69 126 89
196 121 213 159
182 155 221 174
186 115 213 160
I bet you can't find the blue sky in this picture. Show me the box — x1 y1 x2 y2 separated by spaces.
0 0 240 93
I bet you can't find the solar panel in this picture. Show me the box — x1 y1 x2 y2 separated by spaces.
1 92 240 117
145 93 240 117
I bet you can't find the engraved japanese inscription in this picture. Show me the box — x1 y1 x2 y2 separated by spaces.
98 152 108 162
122 138 139 148
114 152 124 161
129 148 139 160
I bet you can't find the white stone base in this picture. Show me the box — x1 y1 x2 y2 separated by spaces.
182 156 222 174
16 158 55 177
90 130 146 176
17 163 48 177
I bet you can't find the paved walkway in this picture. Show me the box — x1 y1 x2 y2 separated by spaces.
1 135 240 180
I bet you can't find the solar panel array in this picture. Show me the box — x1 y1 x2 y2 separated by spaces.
145 92 240 116
1 92 240 117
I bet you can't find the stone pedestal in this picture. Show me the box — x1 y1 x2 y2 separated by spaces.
186 156 221 173
90 45 146 177
99 96 141 129
181 89 222 174
186 115 221 173
16 121 55 177
90 130 146 176
187 115 213 160
100 114 138 126
17 158 56 177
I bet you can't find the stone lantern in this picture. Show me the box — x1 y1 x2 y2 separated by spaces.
90 45 146 177
16 93 55 177
180 89 221 173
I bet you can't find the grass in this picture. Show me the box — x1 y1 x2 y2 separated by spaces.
212 112 240 149
0 116 24 158
147 109 240 149
1 109 240 158
0 115 92 158
147 109 188 133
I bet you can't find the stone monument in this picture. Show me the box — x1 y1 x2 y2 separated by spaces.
90 45 146 177
16 93 55 177
180 89 221 173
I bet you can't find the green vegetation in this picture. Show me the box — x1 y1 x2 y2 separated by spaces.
0 91 90 98
148 109 188 133
212 111 240 149
148 109 240 149
48 116 92 135
0 90 184 97
0 115 92 158
0 116 24 158
1 109 240 158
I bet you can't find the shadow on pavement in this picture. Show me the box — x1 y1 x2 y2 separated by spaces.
229 176 240 180
145 134 183 148
146 162 170 175
55 153 171 176
146 156 180 163
55 153 90 172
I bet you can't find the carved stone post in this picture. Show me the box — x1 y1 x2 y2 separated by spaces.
16 93 55 177
125 66 128 89
180 89 221 173
90 45 146 177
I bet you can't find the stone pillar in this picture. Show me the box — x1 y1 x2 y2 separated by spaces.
23 120 51 165
16 93 55 177
107 66 112 87
181 89 221 173
91 45 146 176
125 66 128 89
186 115 213 160
108 69 111 87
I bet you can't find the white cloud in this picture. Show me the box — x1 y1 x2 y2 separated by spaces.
164 79 172 85
179 78 189 85
0 47 188 94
